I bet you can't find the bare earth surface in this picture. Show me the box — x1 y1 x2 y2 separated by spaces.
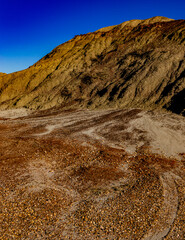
0 108 184 239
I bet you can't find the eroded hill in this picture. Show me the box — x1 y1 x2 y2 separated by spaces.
0 16 185 115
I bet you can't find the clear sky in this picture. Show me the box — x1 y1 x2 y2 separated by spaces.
0 0 184 74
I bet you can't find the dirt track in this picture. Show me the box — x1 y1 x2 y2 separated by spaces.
0 109 184 239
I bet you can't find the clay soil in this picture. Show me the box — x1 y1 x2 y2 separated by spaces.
0 109 184 239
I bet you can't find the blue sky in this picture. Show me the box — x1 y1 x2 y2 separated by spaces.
0 0 185 73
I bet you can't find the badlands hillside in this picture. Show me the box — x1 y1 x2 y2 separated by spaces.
0 17 185 239
0 16 185 115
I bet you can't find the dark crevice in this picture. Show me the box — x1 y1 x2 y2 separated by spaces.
109 85 120 101
157 68 185 100
160 82 176 97
168 33 175 40
120 69 137 81
96 88 108 97
166 89 185 115
177 69 185 80
81 75 92 85
118 86 128 99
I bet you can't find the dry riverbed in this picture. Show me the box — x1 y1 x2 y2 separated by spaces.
0 108 184 239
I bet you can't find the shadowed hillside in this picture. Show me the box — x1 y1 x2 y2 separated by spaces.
0 16 185 115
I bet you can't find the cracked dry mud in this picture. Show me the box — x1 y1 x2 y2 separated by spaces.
0 109 184 239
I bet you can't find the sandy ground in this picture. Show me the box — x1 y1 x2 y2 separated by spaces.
0 108 184 239
0 108 31 119
4 108 184 159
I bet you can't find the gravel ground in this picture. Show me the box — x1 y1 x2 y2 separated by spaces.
0 109 184 239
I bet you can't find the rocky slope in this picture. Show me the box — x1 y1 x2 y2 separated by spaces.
0 73 6 77
0 16 185 115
